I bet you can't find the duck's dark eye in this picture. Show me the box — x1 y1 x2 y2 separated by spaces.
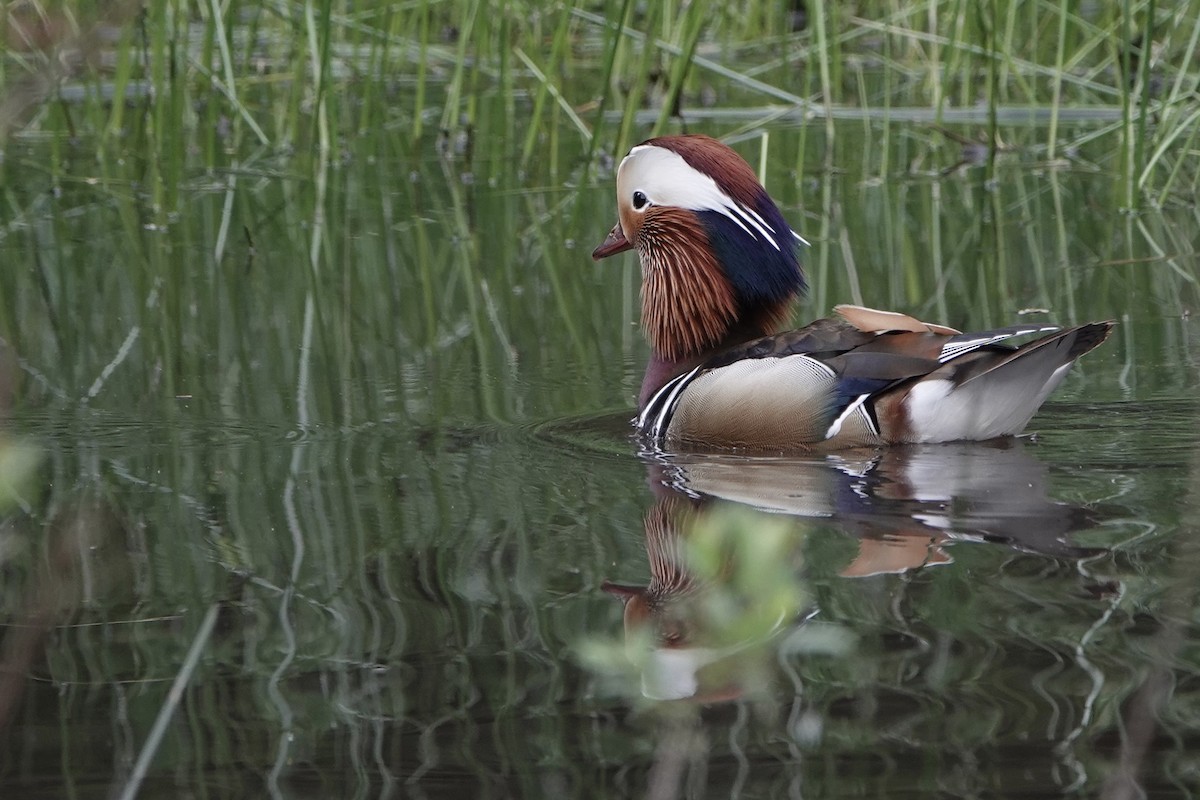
632 191 648 210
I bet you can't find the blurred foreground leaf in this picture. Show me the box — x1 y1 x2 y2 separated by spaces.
0 438 40 510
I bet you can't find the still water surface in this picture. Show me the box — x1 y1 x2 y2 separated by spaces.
2 99 1200 797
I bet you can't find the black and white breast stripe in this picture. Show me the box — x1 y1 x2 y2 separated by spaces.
635 365 704 440
822 392 880 440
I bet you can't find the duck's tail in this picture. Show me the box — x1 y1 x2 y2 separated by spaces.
898 321 1115 443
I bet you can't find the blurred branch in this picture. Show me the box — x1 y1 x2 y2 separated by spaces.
0 0 143 144
0 496 124 738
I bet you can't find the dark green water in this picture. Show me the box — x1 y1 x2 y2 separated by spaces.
2 92 1200 798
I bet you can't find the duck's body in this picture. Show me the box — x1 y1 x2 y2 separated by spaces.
593 134 1113 451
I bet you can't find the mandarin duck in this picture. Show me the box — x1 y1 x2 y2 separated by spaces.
592 134 1114 450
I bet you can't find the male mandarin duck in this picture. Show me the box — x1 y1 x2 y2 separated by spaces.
592 134 1114 450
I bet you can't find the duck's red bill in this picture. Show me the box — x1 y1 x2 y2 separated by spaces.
592 223 633 260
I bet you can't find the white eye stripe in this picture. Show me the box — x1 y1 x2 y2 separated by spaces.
619 145 788 251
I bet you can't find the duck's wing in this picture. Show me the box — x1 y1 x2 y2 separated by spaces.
640 307 1114 450
701 315 876 366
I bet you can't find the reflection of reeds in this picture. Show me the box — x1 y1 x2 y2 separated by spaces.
1096 447 1200 799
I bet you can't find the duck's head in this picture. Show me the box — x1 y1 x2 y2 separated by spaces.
592 134 806 362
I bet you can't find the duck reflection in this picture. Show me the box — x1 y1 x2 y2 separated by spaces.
599 439 1105 703
657 438 1103 575
602 495 814 704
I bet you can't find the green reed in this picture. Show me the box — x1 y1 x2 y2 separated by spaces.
10 0 1196 203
